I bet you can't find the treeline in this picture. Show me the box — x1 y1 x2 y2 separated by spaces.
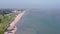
0 9 13 14
0 9 26 16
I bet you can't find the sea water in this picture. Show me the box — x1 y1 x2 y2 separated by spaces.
16 9 60 34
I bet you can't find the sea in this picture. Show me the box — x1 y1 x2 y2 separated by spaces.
15 9 60 34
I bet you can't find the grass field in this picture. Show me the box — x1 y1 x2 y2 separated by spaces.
0 13 17 34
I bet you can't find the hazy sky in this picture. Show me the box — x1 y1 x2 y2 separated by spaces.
0 0 60 9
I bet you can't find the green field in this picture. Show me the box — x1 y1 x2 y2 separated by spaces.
0 13 17 34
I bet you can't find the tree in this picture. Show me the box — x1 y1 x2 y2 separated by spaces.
0 19 2 23
0 10 4 16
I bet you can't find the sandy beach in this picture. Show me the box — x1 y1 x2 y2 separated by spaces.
10 11 26 26
4 11 26 34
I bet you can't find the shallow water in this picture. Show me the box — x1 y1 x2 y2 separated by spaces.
16 9 60 34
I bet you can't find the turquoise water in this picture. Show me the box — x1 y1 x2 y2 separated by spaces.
16 9 60 34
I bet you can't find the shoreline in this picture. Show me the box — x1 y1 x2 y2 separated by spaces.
10 11 26 26
4 11 26 34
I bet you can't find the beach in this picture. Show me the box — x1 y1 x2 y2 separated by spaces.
4 11 26 34
10 11 26 26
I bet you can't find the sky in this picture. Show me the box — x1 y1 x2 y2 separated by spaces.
0 0 60 9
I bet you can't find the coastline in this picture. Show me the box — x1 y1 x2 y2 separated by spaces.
10 11 26 26
4 11 26 34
